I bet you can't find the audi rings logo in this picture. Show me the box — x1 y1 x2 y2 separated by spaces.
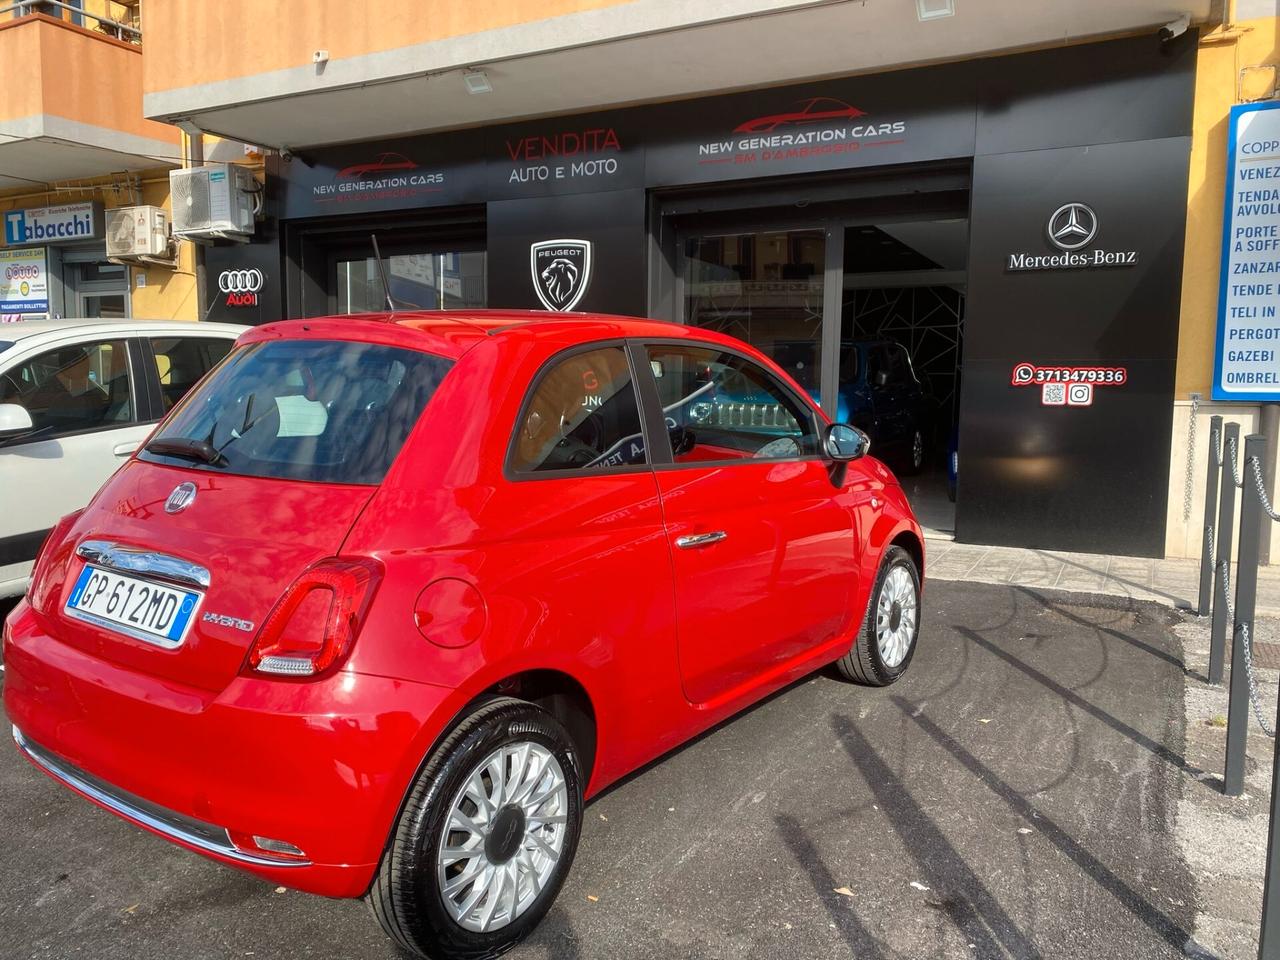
219 269 263 294
219 268 263 307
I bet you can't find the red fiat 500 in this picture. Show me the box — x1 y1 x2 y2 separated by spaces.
3 311 923 959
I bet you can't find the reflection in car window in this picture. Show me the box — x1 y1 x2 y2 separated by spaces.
512 346 647 473
150 337 233 412
0 339 133 437
647 345 818 463
140 339 450 485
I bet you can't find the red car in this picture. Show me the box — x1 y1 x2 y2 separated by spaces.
733 96 867 134
336 150 417 179
3 311 923 960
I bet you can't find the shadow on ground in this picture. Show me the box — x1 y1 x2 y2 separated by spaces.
0 582 1201 960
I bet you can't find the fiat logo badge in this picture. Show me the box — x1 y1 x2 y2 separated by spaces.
164 481 198 514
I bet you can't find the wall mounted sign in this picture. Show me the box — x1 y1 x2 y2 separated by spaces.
1011 363 1128 407
218 268 265 308
0 246 49 313
1006 202 1138 271
1214 100 1280 400
2 202 103 247
530 239 593 311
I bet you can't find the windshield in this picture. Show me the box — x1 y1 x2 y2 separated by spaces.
0 340 13 354
139 339 452 484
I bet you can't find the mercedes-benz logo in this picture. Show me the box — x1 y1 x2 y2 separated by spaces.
1047 203 1098 251
164 481 198 514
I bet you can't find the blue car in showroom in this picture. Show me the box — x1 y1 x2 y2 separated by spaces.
703 339 929 474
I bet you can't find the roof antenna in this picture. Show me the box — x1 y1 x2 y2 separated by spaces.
370 233 398 312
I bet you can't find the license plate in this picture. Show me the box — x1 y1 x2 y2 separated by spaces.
65 565 202 648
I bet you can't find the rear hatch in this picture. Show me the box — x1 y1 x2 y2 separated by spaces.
48 336 452 693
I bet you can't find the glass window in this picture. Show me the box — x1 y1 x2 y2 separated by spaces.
139 340 451 485
647 345 818 463
0 339 133 436
337 251 486 313
150 336 234 413
511 346 646 473
683 228 825 398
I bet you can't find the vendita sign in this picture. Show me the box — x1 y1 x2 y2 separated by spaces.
3 202 102 246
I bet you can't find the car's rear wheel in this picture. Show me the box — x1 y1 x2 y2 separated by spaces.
836 545 921 686
369 697 583 960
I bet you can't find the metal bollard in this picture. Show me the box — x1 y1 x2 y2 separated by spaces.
1200 416 1223 616
1260 668 1280 957
1224 433 1266 797
1211 422 1242 685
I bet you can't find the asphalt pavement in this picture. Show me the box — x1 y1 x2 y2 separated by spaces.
0 582 1203 960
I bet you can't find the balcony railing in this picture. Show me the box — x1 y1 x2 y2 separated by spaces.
2 0 140 43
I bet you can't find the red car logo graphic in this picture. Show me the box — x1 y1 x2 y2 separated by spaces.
336 151 418 179
733 97 867 134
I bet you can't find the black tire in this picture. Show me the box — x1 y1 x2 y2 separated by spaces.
899 426 926 476
369 697 584 960
836 545 921 686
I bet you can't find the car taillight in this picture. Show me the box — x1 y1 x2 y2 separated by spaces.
245 557 382 679
28 509 83 614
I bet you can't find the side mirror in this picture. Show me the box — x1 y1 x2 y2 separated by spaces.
824 422 869 462
0 403 34 442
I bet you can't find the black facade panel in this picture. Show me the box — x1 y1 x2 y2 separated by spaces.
956 137 1192 557
972 31 1197 155
486 190 647 315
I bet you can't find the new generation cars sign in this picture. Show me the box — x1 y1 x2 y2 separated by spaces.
1215 100 1280 400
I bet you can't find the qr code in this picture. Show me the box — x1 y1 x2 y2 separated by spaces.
1041 383 1066 406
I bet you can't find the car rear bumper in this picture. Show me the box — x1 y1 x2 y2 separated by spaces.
3 599 454 898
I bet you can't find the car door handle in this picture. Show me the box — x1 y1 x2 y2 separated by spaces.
675 531 727 549
112 442 138 457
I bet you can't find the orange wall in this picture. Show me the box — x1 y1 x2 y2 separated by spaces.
142 0 632 93
0 15 178 145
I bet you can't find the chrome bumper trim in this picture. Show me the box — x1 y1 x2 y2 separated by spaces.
76 540 211 590
11 726 310 868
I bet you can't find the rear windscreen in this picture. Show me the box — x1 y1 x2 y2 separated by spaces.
139 339 452 484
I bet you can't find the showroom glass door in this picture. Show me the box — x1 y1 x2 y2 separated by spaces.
680 228 828 403
333 249 486 313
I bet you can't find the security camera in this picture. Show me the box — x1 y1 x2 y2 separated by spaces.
281 148 294 163
313 49 329 64
1159 14 1190 42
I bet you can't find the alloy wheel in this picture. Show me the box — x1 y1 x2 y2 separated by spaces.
876 565 917 668
436 742 569 933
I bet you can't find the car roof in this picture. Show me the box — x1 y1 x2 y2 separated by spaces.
0 318 247 342
246 310 749 360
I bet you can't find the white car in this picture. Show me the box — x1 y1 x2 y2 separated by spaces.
0 319 245 598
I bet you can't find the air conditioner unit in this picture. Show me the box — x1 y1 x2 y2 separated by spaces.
105 205 169 259
169 163 257 242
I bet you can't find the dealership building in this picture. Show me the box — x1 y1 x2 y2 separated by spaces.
126 0 1280 560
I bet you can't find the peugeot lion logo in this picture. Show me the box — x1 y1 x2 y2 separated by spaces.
1046 203 1098 251
530 239 593 311
164 481 198 514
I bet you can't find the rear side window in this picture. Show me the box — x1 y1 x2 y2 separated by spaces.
510 346 647 473
139 339 451 484
0 339 134 437
150 336 233 412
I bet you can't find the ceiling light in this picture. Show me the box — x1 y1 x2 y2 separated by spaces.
463 70 493 95
916 0 955 21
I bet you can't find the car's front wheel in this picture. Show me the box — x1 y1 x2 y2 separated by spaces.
836 545 921 686
369 697 583 960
